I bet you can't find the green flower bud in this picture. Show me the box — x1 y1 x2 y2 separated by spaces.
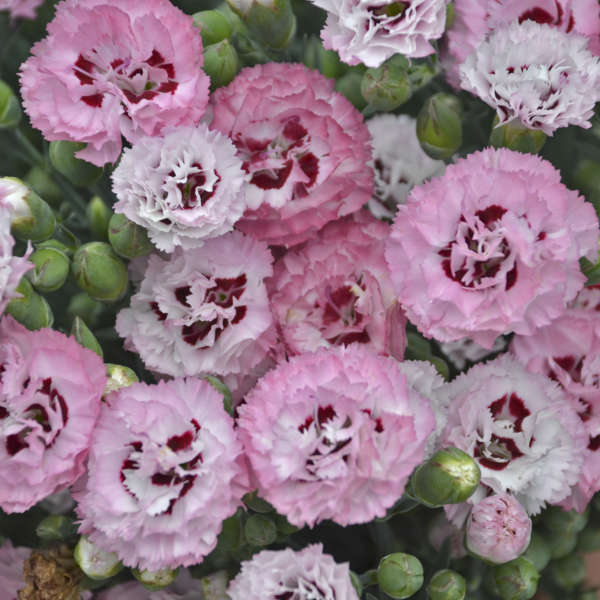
493 558 539 600
133 567 178 590
417 93 463 160
104 364 138 395
49 141 103 187
411 447 481 507
24 166 63 209
27 246 70 293
108 213 153 259
193 10 234 45
218 512 243 550
407 61 438 91
6 278 54 330
377 553 424 599
361 56 412 112
204 375 233 416
303 36 346 79
37 238 74 258
489 117 546 154
578 526 600 552
243 490 274 513
335 70 368 111
0 80 22 129
67 292 104 328
36 515 77 541
87 196 112 241
548 530 579 559
427 569 466 600
204 39 240 91
551 554 587 590
230 0 296 49
543 506 588 534
71 317 103 358
521 530 551 572
244 514 277 547
72 242 128 302
74 536 123 580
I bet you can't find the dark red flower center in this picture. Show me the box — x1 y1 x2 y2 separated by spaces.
168 163 221 209
519 2 574 32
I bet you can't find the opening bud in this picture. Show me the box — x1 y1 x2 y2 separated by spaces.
204 39 240 91
361 56 412 112
427 569 466 600
193 10 234 45
551 554 586 590
6 278 54 330
132 567 178 590
49 141 103 187
87 196 112 241
417 93 463 160
0 80 22 129
104 364 139 395
377 553 424 599
27 246 70 293
108 213 153 259
71 316 103 358
244 514 277 547
74 536 123 581
493 557 539 600
489 116 546 154
229 0 296 49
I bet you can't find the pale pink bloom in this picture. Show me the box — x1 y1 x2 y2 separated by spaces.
238 345 436 527
116 232 275 379
443 0 600 87
210 62 373 247
112 125 247 252
0 316 105 513
460 21 600 135
19 0 209 166
228 544 359 600
0 541 29 599
75 377 248 571
466 493 532 564
385 148 598 348
0 0 43 19
440 355 587 521
310 0 449 67
268 211 406 359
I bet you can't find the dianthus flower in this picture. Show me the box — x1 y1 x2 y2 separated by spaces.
238 345 436 527
459 21 600 135
512 287 600 512
367 114 445 220
19 0 209 166
0 0 43 19
116 232 275 378
0 316 105 513
210 62 373 247
384 148 598 348
75 377 247 571
228 545 359 600
112 125 246 252
443 0 600 87
440 355 587 518
268 211 406 359
310 0 449 67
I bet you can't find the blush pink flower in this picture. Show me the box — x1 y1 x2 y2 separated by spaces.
0 0 43 19
210 62 373 247
384 148 599 348
268 210 406 359
75 377 248 571
116 231 275 379
0 541 29 599
0 316 105 513
238 345 436 527
310 0 449 67
19 0 209 166
228 545 359 600
466 493 532 564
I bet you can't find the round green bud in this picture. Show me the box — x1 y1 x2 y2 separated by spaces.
489 116 546 154
493 557 539 600
193 10 234 45
303 36 346 79
417 93 463 160
361 56 412 112
24 166 63 209
36 515 77 541
67 292 104 328
87 196 112 241
49 140 103 187
548 529 578 560
427 569 466 600
6 278 54 330
204 39 240 91
74 536 123 581
132 567 178 590
104 364 139 395
377 553 424 599
578 526 600 552
108 213 153 259
335 70 368 111
0 80 21 129
71 316 103 358
71 242 128 302
411 447 481 507
238 0 297 49
27 246 70 293
543 506 589 534
218 513 243 551
550 554 586 590
244 514 277 547
521 530 551 572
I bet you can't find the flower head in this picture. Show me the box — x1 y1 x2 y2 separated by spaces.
19 0 209 166
0 316 106 513
238 345 436 527
385 148 598 348
459 20 600 135
210 62 373 247
75 377 247 571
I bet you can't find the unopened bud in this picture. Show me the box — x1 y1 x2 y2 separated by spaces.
49 140 103 187
0 80 21 129
108 213 153 259
543 506 589 535
521 531 551 572
551 554 586 590
417 93 463 160
132 567 178 590
335 70 368 111
74 536 122 580
67 292 104 328
27 246 70 293
6 278 54 330
230 0 296 49
303 36 346 79
244 514 277 547
104 364 138 395
24 166 63 208
204 39 240 91
193 10 234 45
427 569 466 600
489 116 546 154
361 56 412 112
71 317 103 358
36 515 77 541
87 196 112 241
377 553 424 599
493 558 539 600
411 447 480 507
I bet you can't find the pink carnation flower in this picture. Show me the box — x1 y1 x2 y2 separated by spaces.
116 231 275 379
0 316 105 513
0 0 43 19
75 377 247 571
466 493 532 564
385 148 598 348
443 0 600 87
112 125 247 252
310 0 449 67
19 0 209 166
228 544 359 600
268 211 406 359
440 355 587 520
210 63 373 247
459 21 600 135
0 541 29 599
238 345 436 527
